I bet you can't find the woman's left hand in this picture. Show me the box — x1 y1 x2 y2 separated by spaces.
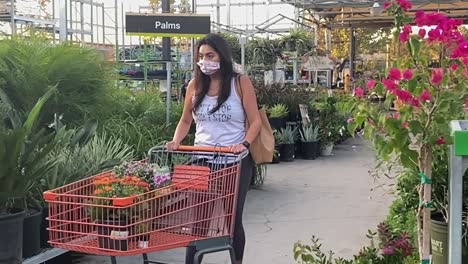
229 144 247 154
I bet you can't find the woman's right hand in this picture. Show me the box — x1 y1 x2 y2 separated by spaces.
165 140 180 151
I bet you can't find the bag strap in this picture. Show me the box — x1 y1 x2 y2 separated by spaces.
235 74 243 102
235 75 249 127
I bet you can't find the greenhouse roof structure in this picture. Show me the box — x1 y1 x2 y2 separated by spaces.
282 0 468 28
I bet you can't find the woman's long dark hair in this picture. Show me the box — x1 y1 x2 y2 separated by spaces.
192 33 238 114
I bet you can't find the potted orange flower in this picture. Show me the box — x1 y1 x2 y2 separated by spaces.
91 174 150 251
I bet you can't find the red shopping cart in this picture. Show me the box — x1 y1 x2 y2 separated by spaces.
43 145 247 264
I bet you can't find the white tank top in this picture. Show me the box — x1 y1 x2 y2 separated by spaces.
192 78 245 147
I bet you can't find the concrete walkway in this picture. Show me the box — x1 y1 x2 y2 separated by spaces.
77 137 393 264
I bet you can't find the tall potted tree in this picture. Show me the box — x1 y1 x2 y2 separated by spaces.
346 0 468 261
0 88 57 263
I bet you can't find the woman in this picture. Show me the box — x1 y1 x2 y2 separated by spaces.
166 33 261 264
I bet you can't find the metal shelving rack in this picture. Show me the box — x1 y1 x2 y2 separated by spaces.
0 0 118 48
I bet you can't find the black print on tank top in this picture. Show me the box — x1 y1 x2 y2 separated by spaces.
196 103 232 122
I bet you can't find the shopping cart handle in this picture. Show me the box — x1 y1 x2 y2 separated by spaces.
176 145 234 153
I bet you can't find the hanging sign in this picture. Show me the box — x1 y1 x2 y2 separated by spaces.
126 13 211 37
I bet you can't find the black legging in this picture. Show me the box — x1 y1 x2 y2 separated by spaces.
185 155 254 263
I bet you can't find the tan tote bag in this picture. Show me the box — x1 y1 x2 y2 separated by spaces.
235 75 274 164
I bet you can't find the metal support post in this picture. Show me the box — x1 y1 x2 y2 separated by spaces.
80 2 84 42
240 37 246 74
293 59 298 85
166 61 172 126
90 0 94 44
448 120 468 264
190 0 197 72
216 0 220 27
102 4 105 44
162 0 171 67
59 0 67 42
69 0 73 41
226 0 231 26
121 2 125 49
115 0 119 61
349 27 356 79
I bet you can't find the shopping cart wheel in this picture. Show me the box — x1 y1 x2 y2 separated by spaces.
142 253 168 264
193 244 236 264
109 255 168 264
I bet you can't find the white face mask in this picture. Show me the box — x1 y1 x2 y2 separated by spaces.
197 60 220 75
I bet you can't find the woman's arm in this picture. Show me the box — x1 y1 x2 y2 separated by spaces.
166 80 195 150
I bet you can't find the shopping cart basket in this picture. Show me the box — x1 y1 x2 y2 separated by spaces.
43 145 248 264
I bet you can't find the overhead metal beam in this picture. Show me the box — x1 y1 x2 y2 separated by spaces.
197 1 284 7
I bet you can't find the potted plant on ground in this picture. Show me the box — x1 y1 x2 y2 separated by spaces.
271 130 282 164
319 98 340 156
277 126 298 162
267 103 289 130
300 124 320 160
0 89 57 263
430 148 468 264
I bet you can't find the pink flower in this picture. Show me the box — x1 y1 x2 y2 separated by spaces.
418 89 432 102
382 79 398 91
383 1 391 9
394 89 413 103
436 137 446 145
450 63 459 71
428 28 442 42
430 68 444 85
347 117 354 124
354 87 364 97
410 98 421 108
402 69 413 80
382 246 395 256
388 68 402 81
418 28 426 38
396 0 412 11
402 122 409 129
392 112 400 119
367 119 375 125
399 25 412 43
399 32 409 43
366 79 376 90
414 11 426 27
451 41 468 59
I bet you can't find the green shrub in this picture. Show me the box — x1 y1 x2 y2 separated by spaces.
293 223 416 264
0 37 113 127
93 89 186 158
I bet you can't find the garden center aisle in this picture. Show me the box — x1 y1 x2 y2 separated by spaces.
77 137 393 264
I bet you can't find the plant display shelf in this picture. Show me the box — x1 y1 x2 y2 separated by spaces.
448 120 468 264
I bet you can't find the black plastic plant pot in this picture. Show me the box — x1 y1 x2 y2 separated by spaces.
268 117 286 130
280 143 295 162
0 208 25 264
302 141 319 160
97 220 130 251
23 208 42 258
431 213 468 264
295 138 303 158
40 207 50 248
